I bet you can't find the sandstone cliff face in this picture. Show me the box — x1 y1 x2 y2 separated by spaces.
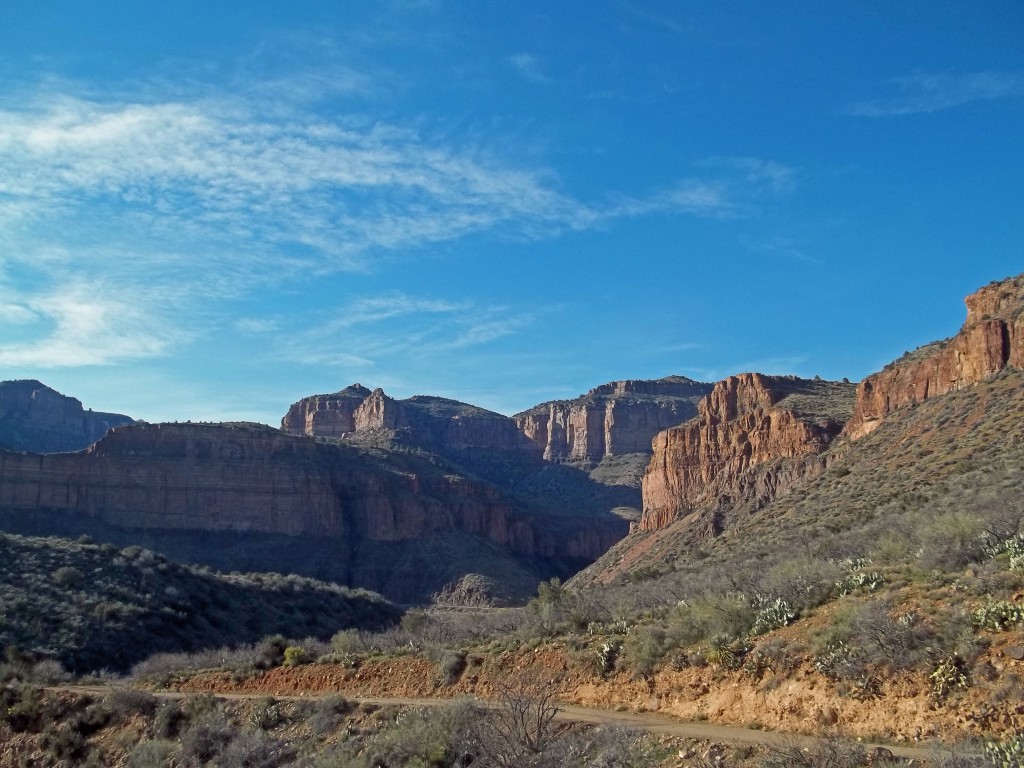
0 380 133 453
282 386 530 452
845 274 1024 439
0 422 625 599
640 374 855 531
513 376 712 463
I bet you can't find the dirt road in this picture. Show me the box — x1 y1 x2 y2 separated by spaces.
60 685 952 761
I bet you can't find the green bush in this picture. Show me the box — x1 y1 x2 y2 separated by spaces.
283 645 312 667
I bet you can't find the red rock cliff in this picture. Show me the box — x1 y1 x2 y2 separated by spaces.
282 386 530 452
845 274 1024 439
0 422 622 569
513 376 712 462
640 374 855 531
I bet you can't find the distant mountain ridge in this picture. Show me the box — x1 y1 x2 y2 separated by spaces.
0 379 134 453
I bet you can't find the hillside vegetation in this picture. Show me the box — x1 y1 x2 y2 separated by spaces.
0 533 400 674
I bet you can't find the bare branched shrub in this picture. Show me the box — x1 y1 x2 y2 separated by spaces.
471 674 562 768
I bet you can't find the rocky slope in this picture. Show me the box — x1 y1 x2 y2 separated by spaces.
0 380 133 453
0 422 625 602
640 374 855 532
845 273 1024 439
576 272 1024 584
513 376 711 463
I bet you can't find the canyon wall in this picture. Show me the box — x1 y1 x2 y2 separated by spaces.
513 376 712 462
0 380 133 453
845 274 1024 439
282 385 531 452
640 374 855 531
0 422 625 599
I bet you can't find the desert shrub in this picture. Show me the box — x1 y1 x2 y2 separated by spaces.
179 710 235 765
819 598 933 675
52 566 84 589
431 649 467 685
757 734 866 768
917 511 986 571
257 635 288 669
743 638 793 680
31 659 70 685
127 739 179 768
219 729 291 768
296 694 352 735
105 688 159 719
364 700 477 768
470 677 562 768
547 724 666 767
154 700 187 739
670 592 756 646
40 722 90 763
761 559 841 611
249 696 283 730
621 626 668 678
0 680 42 732
283 645 312 667
330 629 367 655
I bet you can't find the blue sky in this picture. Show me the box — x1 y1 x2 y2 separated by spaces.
1 2 1022 424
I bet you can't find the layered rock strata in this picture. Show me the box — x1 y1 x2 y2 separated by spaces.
640 374 855 531
513 376 712 463
845 274 1024 439
0 380 133 453
282 385 531 452
0 422 625 599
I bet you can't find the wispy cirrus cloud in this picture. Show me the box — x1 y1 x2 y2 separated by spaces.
849 71 1024 116
0 76 794 369
276 293 533 368
0 282 190 367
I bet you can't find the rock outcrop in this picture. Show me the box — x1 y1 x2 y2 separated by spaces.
845 274 1024 439
513 376 712 463
640 374 855 531
0 380 133 453
0 422 626 601
282 385 531 452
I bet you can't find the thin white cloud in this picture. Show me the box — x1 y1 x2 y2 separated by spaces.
234 317 280 334
277 293 531 367
0 283 189 367
849 71 1024 116
507 53 551 84
0 78 795 370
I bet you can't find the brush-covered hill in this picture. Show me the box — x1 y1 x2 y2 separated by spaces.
0 532 400 674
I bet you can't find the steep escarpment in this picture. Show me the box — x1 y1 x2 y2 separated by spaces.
640 374 855 531
513 376 712 463
0 380 133 453
0 422 625 602
845 273 1024 439
282 385 531 452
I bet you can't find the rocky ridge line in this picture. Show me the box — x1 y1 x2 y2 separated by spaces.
844 273 1024 439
